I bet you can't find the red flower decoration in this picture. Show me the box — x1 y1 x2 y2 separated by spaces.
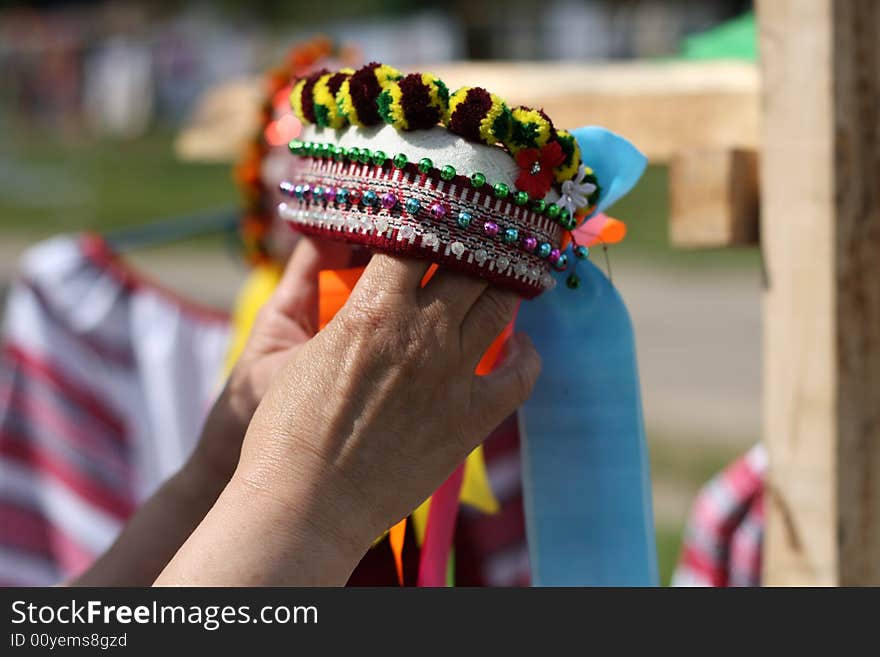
515 140 565 198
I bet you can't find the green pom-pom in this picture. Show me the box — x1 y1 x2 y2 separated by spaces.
491 106 513 143
376 90 395 125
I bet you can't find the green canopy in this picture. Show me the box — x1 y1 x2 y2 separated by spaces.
679 11 756 62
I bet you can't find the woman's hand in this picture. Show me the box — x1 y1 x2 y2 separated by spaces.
157 253 541 586
73 238 350 586
191 238 350 488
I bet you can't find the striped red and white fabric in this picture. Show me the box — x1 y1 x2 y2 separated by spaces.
672 444 766 587
0 235 230 585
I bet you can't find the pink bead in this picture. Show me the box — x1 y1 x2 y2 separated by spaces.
430 202 447 219
381 192 397 209
483 221 499 237
523 236 538 252
548 248 561 264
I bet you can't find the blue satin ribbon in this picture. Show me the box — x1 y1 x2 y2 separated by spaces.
571 126 647 216
515 127 657 586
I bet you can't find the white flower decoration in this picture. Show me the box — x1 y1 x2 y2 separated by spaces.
558 165 597 215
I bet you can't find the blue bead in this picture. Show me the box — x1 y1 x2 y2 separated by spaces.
362 190 378 207
537 242 552 259
575 245 589 260
503 227 519 243
336 188 350 204
457 211 473 228
293 184 304 199
312 186 324 201
554 254 569 271
405 198 421 214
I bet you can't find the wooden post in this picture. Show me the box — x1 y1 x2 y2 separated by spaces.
758 0 880 585
669 148 759 248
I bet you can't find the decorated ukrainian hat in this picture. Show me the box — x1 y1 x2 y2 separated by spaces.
277 61 657 586
277 62 646 298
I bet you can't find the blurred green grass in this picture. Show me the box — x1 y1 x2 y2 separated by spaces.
0 125 237 238
650 436 743 585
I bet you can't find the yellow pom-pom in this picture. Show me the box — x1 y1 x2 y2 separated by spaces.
289 78 308 124
335 77 357 125
445 87 468 123
445 87 511 145
481 93 511 144
312 68 353 129
553 129 582 183
420 72 449 118
373 64 402 87
507 106 554 154
378 81 409 129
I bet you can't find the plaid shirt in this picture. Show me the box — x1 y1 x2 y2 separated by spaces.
672 444 766 587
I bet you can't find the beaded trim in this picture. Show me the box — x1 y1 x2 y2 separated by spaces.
288 138 586 231
284 61 611 294
277 157 569 297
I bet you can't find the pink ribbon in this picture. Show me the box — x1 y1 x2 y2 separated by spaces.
417 463 465 587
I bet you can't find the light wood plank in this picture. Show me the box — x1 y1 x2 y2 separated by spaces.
429 61 760 163
759 0 880 586
669 148 759 248
177 61 759 163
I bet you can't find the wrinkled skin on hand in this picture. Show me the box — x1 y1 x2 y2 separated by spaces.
239 252 541 551
159 241 540 585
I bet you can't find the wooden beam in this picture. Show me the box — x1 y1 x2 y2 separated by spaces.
759 0 880 586
429 61 759 162
669 148 759 248
176 61 759 164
